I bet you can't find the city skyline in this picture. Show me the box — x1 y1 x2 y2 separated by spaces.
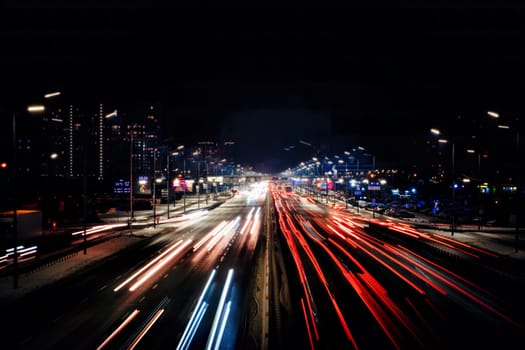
1 5 524 173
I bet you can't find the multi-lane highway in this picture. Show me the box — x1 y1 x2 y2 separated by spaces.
4 183 268 350
270 184 525 349
3 180 525 350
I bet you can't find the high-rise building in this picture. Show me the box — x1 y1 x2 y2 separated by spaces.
104 104 161 196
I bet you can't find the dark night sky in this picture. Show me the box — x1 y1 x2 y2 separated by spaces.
2 3 525 172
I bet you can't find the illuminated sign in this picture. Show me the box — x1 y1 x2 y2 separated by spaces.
138 176 150 194
114 179 130 194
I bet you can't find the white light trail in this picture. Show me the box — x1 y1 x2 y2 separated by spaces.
129 239 192 292
177 269 217 350
177 302 208 350
250 207 262 235
205 217 240 252
114 240 184 292
240 208 255 235
96 309 140 350
193 220 229 251
214 301 232 350
206 268 234 350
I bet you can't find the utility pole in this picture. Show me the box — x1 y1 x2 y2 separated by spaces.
451 143 456 236
183 158 186 213
153 149 157 228
166 153 170 219
83 139 87 254
129 131 134 234
11 113 18 289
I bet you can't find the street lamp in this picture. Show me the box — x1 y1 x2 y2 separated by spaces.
488 111 521 251
166 152 171 219
152 148 157 227
431 128 456 236
129 131 134 233
488 110 521 171
11 103 47 289
105 111 134 233
171 145 186 213
152 149 164 228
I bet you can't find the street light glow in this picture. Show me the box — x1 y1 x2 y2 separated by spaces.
430 128 441 135
487 111 500 118
27 105 45 113
44 91 61 99
105 110 118 118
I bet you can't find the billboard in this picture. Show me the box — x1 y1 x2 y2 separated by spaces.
138 176 151 194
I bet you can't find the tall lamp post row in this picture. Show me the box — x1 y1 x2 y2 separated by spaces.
10 92 60 288
431 111 521 244
168 145 186 215
430 128 456 236
487 111 521 252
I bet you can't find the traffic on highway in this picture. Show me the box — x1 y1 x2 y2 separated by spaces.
1 180 524 350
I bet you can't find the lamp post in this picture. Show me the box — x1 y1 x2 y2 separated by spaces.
129 131 134 233
105 111 132 233
166 152 171 219
488 110 521 175
171 145 185 213
82 133 88 254
488 111 521 251
431 128 456 236
11 103 47 288
152 151 163 227
11 112 19 289
153 148 157 228
183 157 186 213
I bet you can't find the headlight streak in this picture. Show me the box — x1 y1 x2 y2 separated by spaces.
213 300 231 350
71 223 127 236
1 245 38 268
249 207 262 235
193 220 229 251
205 268 234 350
239 207 255 235
113 240 182 292
123 296 170 350
129 239 192 292
205 216 240 252
96 309 140 350
177 269 217 350
173 210 210 231
113 240 185 292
